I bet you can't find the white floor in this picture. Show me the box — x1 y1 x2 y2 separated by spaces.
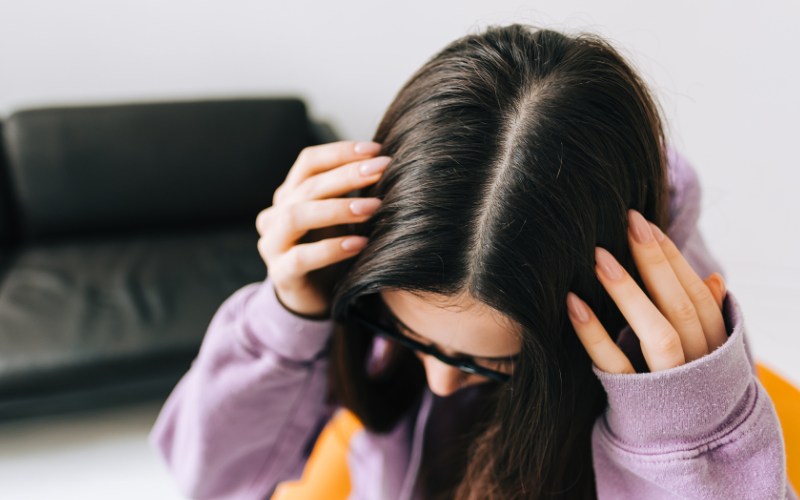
0 401 186 500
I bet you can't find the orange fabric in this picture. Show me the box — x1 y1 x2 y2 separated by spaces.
272 367 798 499
757 363 800 490
271 409 364 500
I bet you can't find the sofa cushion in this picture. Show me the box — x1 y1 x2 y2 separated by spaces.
3 99 312 240
0 224 264 417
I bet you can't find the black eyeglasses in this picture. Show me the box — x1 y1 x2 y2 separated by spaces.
347 309 512 383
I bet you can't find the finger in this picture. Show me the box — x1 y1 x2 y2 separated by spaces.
255 206 273 237
257 198 381 250
282 141 382 194
703 273 726 311
567 292 635 374
649 222 727 352
264 235 369 280
628 210 708 361
595 247 685 372
287 156 390 203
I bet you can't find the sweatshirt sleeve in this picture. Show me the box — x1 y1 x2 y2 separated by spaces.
591 291 797 500
149 278 334 500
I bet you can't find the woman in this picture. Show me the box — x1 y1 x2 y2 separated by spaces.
151 25 794 499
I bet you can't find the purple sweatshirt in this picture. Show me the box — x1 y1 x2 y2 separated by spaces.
150 151 797 500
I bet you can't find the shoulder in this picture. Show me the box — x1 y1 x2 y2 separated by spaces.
666 148 702 250
665 148 725 280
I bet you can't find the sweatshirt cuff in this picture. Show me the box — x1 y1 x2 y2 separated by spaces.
594 291 754 447
243 277 334 362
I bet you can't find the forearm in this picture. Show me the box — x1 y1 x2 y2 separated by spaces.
592 292 795 500
150 279 334 500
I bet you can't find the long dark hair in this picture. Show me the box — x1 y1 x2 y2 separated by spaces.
329 25 669 500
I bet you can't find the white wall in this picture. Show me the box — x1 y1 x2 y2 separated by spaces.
1 0 799 383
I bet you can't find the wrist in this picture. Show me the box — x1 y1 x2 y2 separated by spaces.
273 285 331 320
272 281 331 319
594 292 751 448
243 278 334 361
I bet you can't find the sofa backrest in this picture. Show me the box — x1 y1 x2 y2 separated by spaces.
0 123 18 245
2 99 315 240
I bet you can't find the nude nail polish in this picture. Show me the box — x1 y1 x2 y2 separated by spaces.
341 236 368 251
566 292 590 323
350 198 381 216
359 157 391 176
649 222 666 242
595 247 624 281
354 142 381 155
628 209 653 244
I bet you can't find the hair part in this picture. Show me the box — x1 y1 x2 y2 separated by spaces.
329 24 669 500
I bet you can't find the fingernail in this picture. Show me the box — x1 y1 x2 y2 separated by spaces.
341 236 368 251
595 247 624 281
359 156 391 177
566 292 590 323
350 198 381 216
628 209 653 244
354 142 381 155
649 222 666 242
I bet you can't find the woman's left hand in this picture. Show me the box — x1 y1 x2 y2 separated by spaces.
566 209 728 374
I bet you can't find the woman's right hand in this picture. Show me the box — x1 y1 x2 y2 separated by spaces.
256 141 389 317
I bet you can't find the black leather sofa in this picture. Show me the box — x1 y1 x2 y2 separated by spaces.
0 98 335 419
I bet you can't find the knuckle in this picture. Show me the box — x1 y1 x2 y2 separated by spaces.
293 146 317 173
257 237 272 260
297 146 313 165
583 329 608 349
671 298 698 324
283 203 301 230
696 292 720 313
641 249 668 267
284 249 305 275
655 329 683 357
686 278 712 301
273 185 285 205
299 177 318 200
255 209 271 234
